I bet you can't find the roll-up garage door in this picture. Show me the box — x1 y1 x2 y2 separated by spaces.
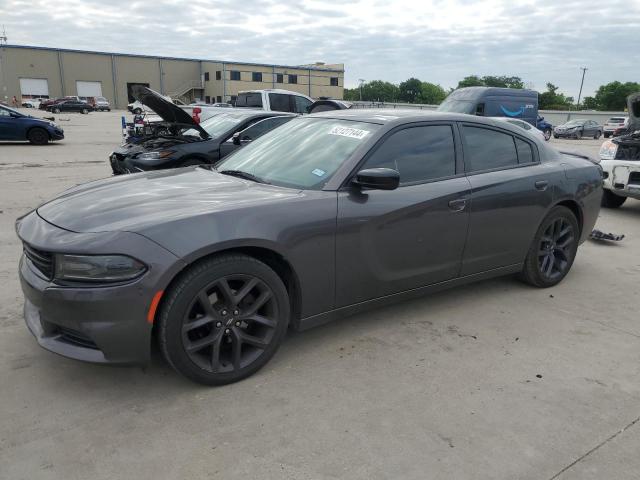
19 78 49 96
76 81 102 97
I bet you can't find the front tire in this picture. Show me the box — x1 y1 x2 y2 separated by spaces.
53 107 61 113
520 206 579 288
158 254 290 385
27 128 49 145
601 189 626 208
604 132 610 138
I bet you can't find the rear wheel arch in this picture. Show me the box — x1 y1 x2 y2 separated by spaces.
554 199 583 236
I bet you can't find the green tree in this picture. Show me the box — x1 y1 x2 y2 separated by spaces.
457 75 524 89
457 75 484 88
581 96 598 110
361 80 400 102
417 82 447 104
592 81 640 110
538 83 572 110
398 78 423 103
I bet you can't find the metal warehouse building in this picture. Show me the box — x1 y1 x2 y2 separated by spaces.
0 45 345 109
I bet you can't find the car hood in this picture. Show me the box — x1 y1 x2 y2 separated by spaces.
131 85 209 139
36 167 302 233
628 92 640 131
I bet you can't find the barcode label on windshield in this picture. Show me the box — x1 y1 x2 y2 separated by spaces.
328 126 370 140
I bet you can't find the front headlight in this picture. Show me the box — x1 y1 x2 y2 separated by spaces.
48 121 58 128
599 140 618 161
137 150 175 160
54 254 147 282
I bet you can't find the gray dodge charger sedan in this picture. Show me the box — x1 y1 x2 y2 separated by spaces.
16 110 603 385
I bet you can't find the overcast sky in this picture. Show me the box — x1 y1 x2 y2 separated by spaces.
1 0 637 98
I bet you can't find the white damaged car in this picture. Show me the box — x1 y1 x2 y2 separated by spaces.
599 92 640 208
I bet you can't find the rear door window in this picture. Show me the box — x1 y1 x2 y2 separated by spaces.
269 93 291 112
515 137 534 163
462 125 518 172
294 96 313 114
362 125 456 185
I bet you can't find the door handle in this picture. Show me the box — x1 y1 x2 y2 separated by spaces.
448 198 467 212
535 180 549 191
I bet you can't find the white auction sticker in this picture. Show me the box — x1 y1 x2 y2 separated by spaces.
328 126 370 140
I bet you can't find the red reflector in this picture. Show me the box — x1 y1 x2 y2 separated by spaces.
147 291 164 324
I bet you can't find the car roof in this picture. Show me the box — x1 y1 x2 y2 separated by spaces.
307 108 498 125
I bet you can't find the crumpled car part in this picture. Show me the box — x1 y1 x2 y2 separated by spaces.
590 229 625 241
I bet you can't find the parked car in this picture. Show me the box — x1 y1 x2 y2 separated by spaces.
92 96 111 111
603 116 628 138
307 99 353 113
598 93 640 208
491 117 546 142
110 86 295 174
16 110 602 385
47 99 94 114
39 98 63 110
553 119 602 139
21 98 41 109
536 115 553 141
438 87 538 125
235 89 314 114
0 104 64 144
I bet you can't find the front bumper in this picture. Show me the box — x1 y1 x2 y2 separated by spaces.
16 211 183 365
109 152 175 175
600 159 640 198
49 128 64 140
554 129 580 138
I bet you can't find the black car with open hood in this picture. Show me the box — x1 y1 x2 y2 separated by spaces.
110 86 296 174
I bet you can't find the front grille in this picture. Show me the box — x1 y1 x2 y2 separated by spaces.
23 243 54 279
57 326 99 349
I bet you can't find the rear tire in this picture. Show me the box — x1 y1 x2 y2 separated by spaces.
601 189 626 208
158 254 290 385
553 133 559 139
520 206 579 288
543 128 552 141
594 130 601 140
81 108 89 114
53 107 61 114
604 132 610 138
27 128 49 145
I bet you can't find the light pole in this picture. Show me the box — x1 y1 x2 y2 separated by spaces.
576 67 587 110
358 78 365 101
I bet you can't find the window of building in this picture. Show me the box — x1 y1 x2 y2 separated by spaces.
205 96 211 103
216 96 222 103
276 73 284 83
216 71 222 80
230 71 241 81
204 72 210 82
362 125 456 184
288 74 297 84
462 126 518 172
330 77 339 87
252 72 263 82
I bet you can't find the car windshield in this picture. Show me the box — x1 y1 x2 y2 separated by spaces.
196 113 255 138
216 117 379 190
1 105 21 116
437 98 475 114
608 117 626 123
564 120 584 126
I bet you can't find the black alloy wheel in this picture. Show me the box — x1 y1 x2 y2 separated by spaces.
159 254 289 385
520 206 579 287
27 128 49 145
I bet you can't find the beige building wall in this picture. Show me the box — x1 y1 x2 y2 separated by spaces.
61 51 115 101
0 46 63 101
0 46 344 108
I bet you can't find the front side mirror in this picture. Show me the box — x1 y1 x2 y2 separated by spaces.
353 168 399 190
232 132 241 145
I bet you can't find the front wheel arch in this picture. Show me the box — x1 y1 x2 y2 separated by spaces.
151 245 303 343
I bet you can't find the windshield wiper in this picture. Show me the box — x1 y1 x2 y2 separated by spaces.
217 169 269 184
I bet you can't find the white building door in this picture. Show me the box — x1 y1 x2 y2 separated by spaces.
76 81 103 98
19 78 49 98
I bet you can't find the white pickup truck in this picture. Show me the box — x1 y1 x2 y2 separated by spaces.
234 89 314 114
